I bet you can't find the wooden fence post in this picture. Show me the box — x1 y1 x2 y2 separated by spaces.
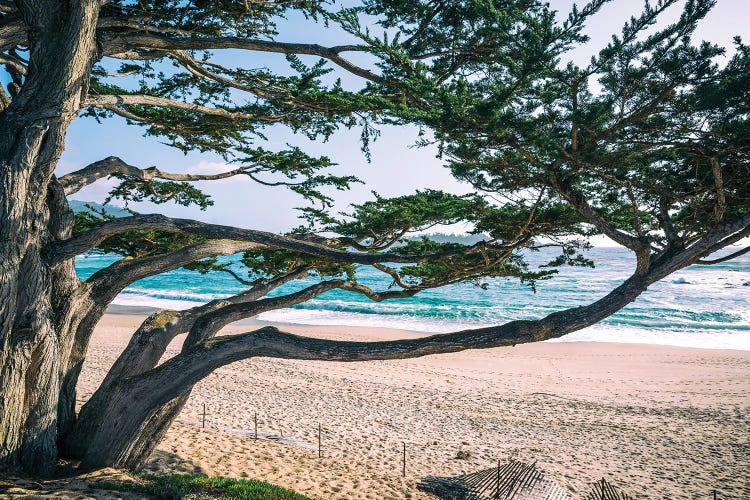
402 442 406 477
495 459 501 498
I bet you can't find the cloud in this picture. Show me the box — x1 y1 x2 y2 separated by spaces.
184 160 254 184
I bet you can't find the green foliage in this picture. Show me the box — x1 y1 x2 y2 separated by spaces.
241 248 355 281
324 190 487 242
68 200 132 217
390 237 556 291
73 0 749 298
106 173 214 210
74 209 207 259
358 0 749 256
233 146 360 207
99 473 313 500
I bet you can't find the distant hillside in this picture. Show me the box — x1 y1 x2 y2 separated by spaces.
410 233 489 244
68 200 131 217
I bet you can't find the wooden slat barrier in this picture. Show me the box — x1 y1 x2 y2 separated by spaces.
584 478 634 500
418 459 571 500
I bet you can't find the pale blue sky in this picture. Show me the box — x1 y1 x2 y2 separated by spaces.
6 1 749 234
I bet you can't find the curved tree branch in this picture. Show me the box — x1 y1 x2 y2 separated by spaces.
85 265 309 394
0 51 26 75
82 270 649 470
186 279 346 343
185 278 424 346
85 240 261 304
100 32 384 84
61 239 264 389
47 214 485 266
0 16 24 51
75 273 422 466
58 156 255 195
65 265 309 458
696 245 750 265
127 271 656 418
85 94 288 122
76 210 750 469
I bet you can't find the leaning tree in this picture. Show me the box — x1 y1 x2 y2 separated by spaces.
0 0 747 476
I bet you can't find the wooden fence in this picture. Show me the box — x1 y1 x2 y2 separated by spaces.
418 459 570 500
584 478 633 500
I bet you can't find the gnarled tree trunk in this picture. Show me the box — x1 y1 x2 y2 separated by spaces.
0 0 99 474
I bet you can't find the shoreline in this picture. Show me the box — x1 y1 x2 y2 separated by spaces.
105 305 750 353
78 313 750 498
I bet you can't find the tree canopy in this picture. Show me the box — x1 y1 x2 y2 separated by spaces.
0 0 747 476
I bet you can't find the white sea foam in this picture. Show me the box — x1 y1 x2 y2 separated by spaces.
113 290 208 310
547 325 750 351
257 309 750 351
101 247 750 351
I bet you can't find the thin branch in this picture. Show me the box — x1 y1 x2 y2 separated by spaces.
58 156 255 195
585 82 679 149
100 32 384 84
709 157 726 223
185 279 345 343
85 94 287 122
104 49 167 61
339 281 419 302
168 50 324 110
546 171 648 256
696 245 750 265
656 199 681 247
217 267 254 286
625 182 643 237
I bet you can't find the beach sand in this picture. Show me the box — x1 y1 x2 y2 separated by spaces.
77 314 750 499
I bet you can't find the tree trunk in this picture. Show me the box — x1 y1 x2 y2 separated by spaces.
81 391 191 470
64 310 183 458
77 273 657 470
0 0 99 474
72 278 328 469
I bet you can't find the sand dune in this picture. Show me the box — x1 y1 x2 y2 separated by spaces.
77 314 750 499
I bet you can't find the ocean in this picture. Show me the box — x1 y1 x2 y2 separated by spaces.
75 246 750 351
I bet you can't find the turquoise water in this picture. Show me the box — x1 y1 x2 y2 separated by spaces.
75 246 750 350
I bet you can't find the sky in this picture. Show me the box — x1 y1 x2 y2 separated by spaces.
6 0 750 238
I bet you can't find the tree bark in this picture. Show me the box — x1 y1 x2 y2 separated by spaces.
0 0 99 474
76 280 340 469
63 271 309 459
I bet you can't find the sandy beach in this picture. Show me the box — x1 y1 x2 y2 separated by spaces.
76 314 750 499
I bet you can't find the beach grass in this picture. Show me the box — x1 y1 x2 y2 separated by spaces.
99 473 314 499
